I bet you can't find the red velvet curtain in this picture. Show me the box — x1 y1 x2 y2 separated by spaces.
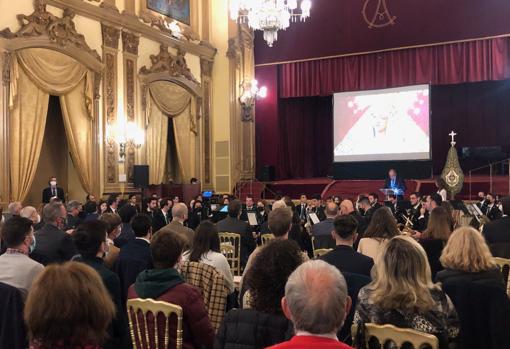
277 97 333 179
279 37 510 98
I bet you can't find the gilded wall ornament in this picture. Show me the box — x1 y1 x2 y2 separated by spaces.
362 0 397 29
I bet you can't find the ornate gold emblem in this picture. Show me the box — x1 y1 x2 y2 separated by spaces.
362 0 397 29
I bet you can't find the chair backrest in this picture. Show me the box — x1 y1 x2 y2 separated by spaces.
352 323 439 349
494 257 510 296
261 233 275 246
127 298 183 349
218 232 241 276
180 261 228 331
313 248 333 258
489 243 510 259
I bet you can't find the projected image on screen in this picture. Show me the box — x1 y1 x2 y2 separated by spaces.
333 85 430 162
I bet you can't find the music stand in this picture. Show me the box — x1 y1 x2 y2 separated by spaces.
380 188 396 201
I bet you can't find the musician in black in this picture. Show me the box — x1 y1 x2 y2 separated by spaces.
484 193 503 221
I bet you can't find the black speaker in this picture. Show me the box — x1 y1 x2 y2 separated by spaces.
260 165 275 182
133 165 149 188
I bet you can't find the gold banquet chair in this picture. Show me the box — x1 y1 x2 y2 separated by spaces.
261 233 275 246
494 257 510 297
127 298 183 349
313 248 332 258
352 323 439 349
219 232 241 276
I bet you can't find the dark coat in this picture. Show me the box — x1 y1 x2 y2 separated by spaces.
77 257 131 349
320 245 374 278
436 268 510 349
114 223 136 248
214 309 293 349
420 238 445 279
128 282 215 349
216 216 255 266
114 239 153 305
152 209 171 233
483 216 510 244
0 282 27 349
42 186 65 204
34 223 77 265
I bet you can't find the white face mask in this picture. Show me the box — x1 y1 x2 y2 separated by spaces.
50 181 57 187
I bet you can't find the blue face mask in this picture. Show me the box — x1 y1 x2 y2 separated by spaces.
29 235 36 254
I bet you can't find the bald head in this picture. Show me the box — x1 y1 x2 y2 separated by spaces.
271 199 287 210
325 202 339 218
283 260 350 335
340 200 354 215
171 203 188 222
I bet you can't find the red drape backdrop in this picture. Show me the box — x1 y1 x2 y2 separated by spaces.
255 37 510 180
278 37 510 98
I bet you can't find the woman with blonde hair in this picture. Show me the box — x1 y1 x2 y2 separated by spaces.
419 206 452 278
354 235 459 348
436 226 503 284
25 262 115 349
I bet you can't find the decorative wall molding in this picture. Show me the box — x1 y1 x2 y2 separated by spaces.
46 0 216 60
101 23 119 187
200 58 213 187
122 30 139 184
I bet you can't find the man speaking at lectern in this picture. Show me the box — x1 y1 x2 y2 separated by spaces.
384 169 406 199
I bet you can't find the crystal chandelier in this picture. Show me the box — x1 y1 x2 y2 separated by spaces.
230 0 312 47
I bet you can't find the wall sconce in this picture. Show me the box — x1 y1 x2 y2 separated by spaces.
239 79 267 121
107 120 144 163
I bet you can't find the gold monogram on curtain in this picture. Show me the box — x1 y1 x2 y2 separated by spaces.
146 82 198 185
9 48 94 202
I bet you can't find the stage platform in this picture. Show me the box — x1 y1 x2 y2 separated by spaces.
237 175 509 201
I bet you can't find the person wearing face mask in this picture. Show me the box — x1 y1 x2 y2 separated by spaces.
42 176 65 204
187 199 205 230
20 206 44 231
72 220 131 349
33 202 77 265
0 216 43 300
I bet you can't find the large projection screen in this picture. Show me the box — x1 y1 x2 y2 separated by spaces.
333 85 431 162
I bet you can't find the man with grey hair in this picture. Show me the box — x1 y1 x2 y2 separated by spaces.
66 200 83 230
268 260 353 349
157 202 194 249
2 201 22 221
33 202 76 265
311 202 339 249
20 206 44 230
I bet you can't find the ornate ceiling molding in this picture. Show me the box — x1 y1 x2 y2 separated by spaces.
139 44 199 85
122 30 139 56
0 0 100 61
46 0 216 60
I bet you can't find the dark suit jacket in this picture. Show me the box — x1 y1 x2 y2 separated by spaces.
295 204 308 221
383 176 407 195
311 218 336 249
114 223 136 248
0 282 27 349
320 245 374 277
240 205 260 225
114 238 153 306
42 186 65 204
77 257 131 349
483 216 510 245
34 223 77 265
216 216 255 266
152 209 171 233
486 205 503 221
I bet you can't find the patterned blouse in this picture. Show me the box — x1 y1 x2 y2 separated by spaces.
354 286 460 343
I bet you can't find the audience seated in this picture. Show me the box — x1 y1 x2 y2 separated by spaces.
158 202 195 249
183 220 234 293
311 202 339 249
114 213 153 305
321 215 374 277
436 226 510 349
115 204 137 248
72 221 130 349
25 262 115 349
83 200 100 222
216 239 302 349
128 230 214 349
418 206 452 278
99 213 122 268
357 207 399 260
0 216 43 299
339 199 368 242
3 201 22 221
33 202 77 265
267 260 353 349
65 200 83 230
483 196 510 257
259 199 286 234
354 236 459 349
216 200 255 266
